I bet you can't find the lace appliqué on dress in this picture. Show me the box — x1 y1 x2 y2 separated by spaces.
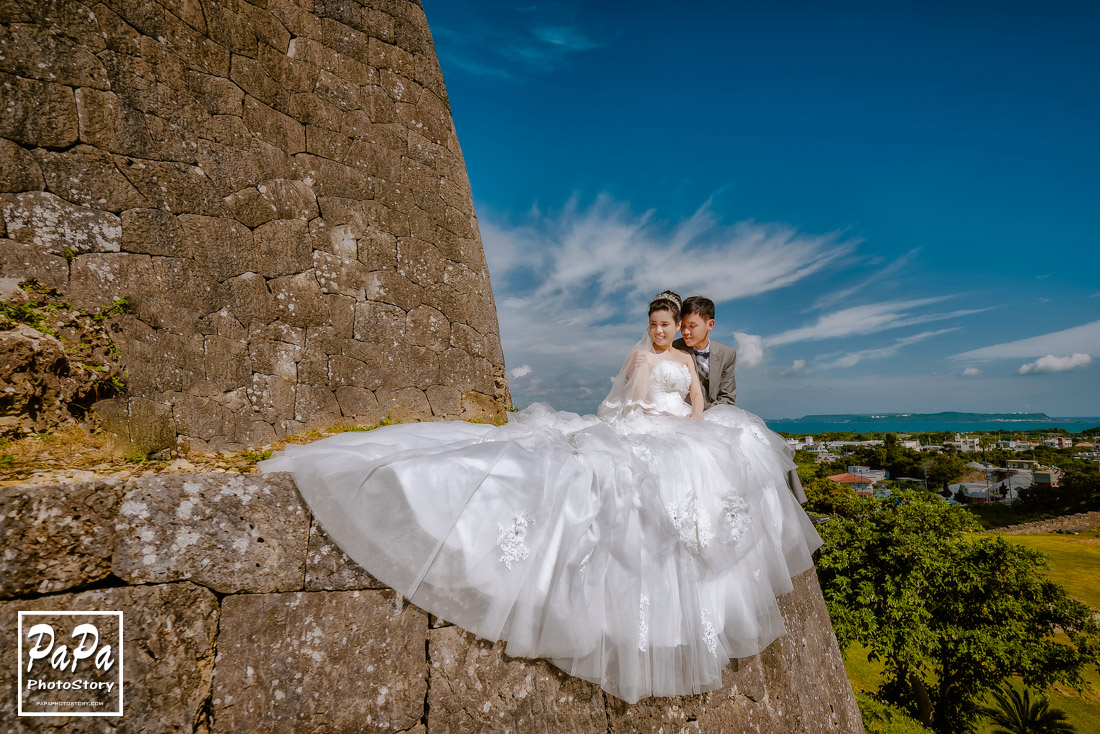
638 595 650 652
723 494 751 544
498 513 533 569
700 608 718 656
666 499 714 551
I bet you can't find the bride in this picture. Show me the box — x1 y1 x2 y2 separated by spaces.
257 290 822 703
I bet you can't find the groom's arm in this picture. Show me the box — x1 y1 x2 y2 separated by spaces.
714 347 737 405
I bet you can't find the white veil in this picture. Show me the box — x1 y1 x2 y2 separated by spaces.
596 333 660 421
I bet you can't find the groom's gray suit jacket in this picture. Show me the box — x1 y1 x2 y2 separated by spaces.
673 337 736 408
674 336 808 504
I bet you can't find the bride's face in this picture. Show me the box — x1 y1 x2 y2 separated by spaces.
649 309 678 349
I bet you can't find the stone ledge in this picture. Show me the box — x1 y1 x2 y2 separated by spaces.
0 472 863 731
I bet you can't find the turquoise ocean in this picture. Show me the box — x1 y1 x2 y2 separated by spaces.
763 415 1100 436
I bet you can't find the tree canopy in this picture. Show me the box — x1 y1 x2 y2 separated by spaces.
814 491 1100 733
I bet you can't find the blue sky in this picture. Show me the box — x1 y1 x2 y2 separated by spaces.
424 1 1099 418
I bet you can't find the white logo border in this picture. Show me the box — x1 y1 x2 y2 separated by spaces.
17 610 124 717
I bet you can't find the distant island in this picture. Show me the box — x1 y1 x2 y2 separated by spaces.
764 412 1099 435
794 412 1053 424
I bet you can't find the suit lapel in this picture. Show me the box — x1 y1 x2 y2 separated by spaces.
706 348 720 402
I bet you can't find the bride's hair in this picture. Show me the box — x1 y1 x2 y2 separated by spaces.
649 290 682 321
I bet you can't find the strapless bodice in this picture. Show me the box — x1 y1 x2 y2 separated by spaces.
647 360 692 417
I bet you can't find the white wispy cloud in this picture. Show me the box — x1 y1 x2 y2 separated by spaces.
509 364 534 378
809 248 921 312
434 21 599 80
532 25 599 51
951 320 1100 361
767 299 985 347
962 367 983 377
482 194 857 411
781 359 808 376
1018 354 1092 375
814 329 957 369
485 195 855 327
733 332 765 368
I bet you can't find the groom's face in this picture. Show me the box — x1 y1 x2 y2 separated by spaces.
680 313 714 348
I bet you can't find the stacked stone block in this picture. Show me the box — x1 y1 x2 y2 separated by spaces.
0 473 866 732
0 0 509 451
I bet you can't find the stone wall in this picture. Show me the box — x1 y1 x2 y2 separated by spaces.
0 0 509 451
1 473 865 732
992 511 1100 536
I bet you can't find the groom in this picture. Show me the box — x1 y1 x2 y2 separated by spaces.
673 296 736 407
674 296 808 504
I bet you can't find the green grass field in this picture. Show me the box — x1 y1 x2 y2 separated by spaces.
999 530 1100 610
843 528 1100 732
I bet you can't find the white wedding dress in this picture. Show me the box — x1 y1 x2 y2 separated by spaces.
257 356 822 703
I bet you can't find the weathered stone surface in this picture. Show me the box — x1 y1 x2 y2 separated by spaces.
35 145 148 212
388 385 432 419
76 87 196 162
995 510 1100 535
304 516 386 591
461 390 504 422
114 156 226 214
204 333 251 389
0 582 219 732
428 625 608 733
333 385 382 421
294 383 341 423
287 35 375 85
0 238 68 287
1 0 510 449
187 69 245 115
179 214 255 281
224 186 278 227
0 191 121 254
354 299 407 345
268 270 327 326
405 304 449 351
244 94 305 153
247 372 297 423
257 177 318 219
0 478 124 598
127 394 177 451
67 252 155 310
0 72 78 147
148 255 225 312
213 589 428 732
0 22 109 88
425 384 461 417
0 137 44 193
120 207 186 256
112 473 309 593
254 219 313 277
225 270 277 327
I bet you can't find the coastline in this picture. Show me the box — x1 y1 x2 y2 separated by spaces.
763 416 1100 435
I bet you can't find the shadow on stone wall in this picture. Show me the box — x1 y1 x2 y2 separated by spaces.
1 473 864 732
0 0 510 453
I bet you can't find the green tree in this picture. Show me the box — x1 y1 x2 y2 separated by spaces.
816 492 1100 733
924 454 967 490
802 476 871 517
981 685 1076 734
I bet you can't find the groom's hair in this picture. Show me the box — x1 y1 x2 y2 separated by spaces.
682 296 715 321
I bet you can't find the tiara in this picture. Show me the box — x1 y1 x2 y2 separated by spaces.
652 290 682 308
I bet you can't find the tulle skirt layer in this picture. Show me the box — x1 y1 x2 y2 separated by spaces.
257 403 822 703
